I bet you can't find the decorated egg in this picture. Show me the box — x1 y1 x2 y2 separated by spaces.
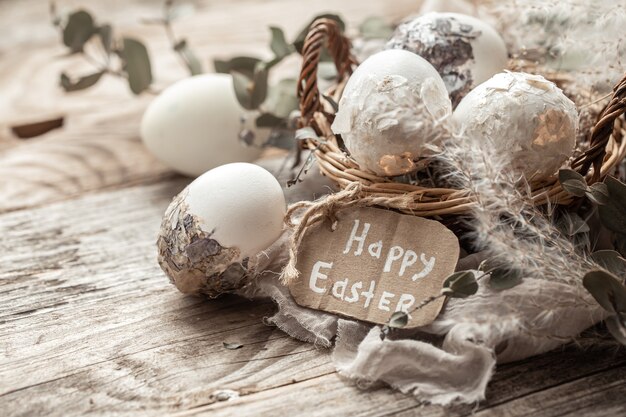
157 162 286 297
331 49 452 177
386 12 508 106
452 72 578 180
141 74 265 177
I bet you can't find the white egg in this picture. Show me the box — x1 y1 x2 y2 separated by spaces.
331 49 452 177
453 72 578 180
141 74 264 177
157 162 286 296
386 12 508 106
419 0 476 16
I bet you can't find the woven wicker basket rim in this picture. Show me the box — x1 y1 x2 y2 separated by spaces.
296 18 626 217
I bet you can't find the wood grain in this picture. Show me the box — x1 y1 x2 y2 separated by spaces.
0 179 624 416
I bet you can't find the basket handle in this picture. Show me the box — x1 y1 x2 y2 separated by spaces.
297 18 357 128
573 73 626 181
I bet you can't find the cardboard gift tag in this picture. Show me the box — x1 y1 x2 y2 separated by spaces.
289 207 460 328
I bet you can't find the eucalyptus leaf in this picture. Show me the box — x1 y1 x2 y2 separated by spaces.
222 341 243 350
295 126 319 141
255 113 284 128
250 66 269 109
358 16 394 39
558 168 586 183
556 213 590 237
263 129 295 150
269 26 293 59
214 56 261 78
591 250 626 278
605 314 626 346
388 311 408 329
293 13 345 54
264 78 298 118
599 176 626 234
561 179 588 197
443 270 478 298
60 71 105 92
119 38 153 94
488 268 523 290
98 24 113 54
231 71 253 109
63 10 96 53
582 270 626 313
586 182 610 205
175 40 203 75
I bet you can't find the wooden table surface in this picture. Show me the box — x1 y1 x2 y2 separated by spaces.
1 1 625 416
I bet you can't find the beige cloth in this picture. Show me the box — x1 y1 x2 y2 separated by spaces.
243 235 606 405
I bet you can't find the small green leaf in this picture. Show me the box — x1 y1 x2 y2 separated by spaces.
605 314 626 346
556 213 590 237
583 270 626 313
63 10 96 53
586 182 610 205
358 16 394 39
250 66 269 109
222 341 243 350
489 268 523 290
119 37 153 94
263 129 295 150
214 56 261 78
599 176 626 234
293 13 345 54
295 126 319 141
174 40 203 75
387 311 408 329
59 71 105 92
232 71 253 109
561 179 588 197
591 250 626 278
255 113 285 128
264 78 298 118
443 270 478 298
269 26 293 59
559 168 586 183
98 24 113 54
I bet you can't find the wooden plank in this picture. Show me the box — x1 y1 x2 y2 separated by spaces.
1 179 625 416
0 0 420 212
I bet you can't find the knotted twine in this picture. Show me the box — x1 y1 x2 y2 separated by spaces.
281 181 415 284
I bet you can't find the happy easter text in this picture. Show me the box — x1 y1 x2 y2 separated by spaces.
306 219 436 314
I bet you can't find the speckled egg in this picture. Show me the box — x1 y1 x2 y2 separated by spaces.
157 163 286 297
331 49 452 177
386 12 508 106
452 72 579 180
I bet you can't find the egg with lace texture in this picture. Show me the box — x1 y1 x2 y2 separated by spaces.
157 163 286 297
386 12 508 107
452 72 579 180
331 49 452 177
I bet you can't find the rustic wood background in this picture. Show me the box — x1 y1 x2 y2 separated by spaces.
1 1 625 415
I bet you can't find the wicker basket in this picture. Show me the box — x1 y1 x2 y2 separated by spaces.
296 18 626 217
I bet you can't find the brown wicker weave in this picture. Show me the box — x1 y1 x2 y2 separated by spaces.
296 18 626 217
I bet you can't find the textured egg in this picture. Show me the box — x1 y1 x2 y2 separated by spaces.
157 163 286 296
386 12 508 106
331 49 452 177
141 74 263 177
453 72 578 180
